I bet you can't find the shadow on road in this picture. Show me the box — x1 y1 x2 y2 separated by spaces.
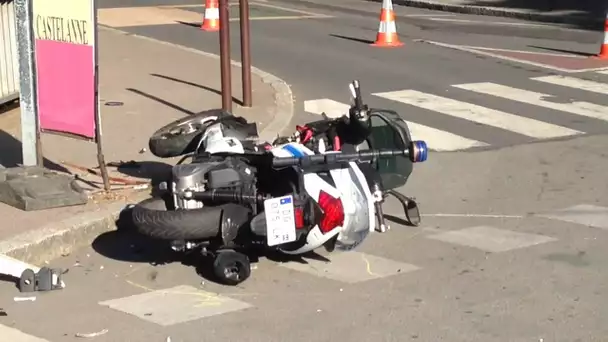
330 33 375 45
126 73 244 118
151 73 244 106
126 88 195 116
527 45 596 56
91 205 231 285
108 160 173 193
0 129 71 174
91 205 337 285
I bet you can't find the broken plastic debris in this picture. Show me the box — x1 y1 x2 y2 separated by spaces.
75 329 109 338
139 148 147 154
167 337 172 342
14 296 36 302
100 266 104 270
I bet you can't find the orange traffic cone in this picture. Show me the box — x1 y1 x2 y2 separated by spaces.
597 13 608 59
201 0 220 32
371 0 403 47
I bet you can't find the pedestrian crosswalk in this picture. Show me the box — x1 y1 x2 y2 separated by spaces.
303 71 608 152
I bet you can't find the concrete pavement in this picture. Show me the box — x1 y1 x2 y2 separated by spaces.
0 26 293 264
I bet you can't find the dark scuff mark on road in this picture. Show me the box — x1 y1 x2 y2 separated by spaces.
543 250 590 267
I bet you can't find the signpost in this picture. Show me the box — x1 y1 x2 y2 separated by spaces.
31 0 110 191
218 0 253 111
1 0 110 211
218 0 232 112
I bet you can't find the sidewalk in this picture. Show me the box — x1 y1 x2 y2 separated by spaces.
379 0 606 28
0 27 293 264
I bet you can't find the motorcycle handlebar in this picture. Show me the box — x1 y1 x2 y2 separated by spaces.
272 140 428 168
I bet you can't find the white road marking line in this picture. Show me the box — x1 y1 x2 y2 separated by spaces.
597 69 608 75
373 89 581 139
304 98 488 151
415 40 608 73
532 75 608 95
402 14 456 17
453 82 608 122
427 17 553 28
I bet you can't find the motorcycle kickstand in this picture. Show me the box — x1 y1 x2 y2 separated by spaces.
373 192 390 233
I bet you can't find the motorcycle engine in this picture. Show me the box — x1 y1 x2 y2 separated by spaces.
168 157 256 210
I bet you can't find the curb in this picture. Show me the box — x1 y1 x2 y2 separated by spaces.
382 0 603 29
0 191 150 265
99 25 295 143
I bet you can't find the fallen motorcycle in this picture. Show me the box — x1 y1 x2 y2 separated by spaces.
131 80 428 285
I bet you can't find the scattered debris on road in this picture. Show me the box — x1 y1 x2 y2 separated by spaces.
75 328 109 338
14 296 36 302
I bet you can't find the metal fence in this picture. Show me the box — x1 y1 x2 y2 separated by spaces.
0 0 19 106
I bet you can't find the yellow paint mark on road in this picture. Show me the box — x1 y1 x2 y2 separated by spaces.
126 279 224 307
361 254 380 277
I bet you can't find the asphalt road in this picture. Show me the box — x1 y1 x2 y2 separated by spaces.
96 0 608 153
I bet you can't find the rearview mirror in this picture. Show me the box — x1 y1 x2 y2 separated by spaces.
366 111 413 190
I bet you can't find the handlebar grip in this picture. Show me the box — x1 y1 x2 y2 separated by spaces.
272 140 428 168
353 80 363 109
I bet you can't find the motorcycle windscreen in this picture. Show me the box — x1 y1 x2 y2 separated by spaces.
367 111 414 190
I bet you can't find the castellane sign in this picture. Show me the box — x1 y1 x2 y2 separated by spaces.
32 0 97 139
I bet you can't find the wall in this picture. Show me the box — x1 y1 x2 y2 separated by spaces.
0 0 19 106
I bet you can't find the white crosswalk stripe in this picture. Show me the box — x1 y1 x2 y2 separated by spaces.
454 82 608 122
532 75 608 95
372 89 581 139
303 98 487 151
404 121 488 151
303 75 608 152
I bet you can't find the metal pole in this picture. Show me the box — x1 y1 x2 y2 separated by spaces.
14 0 42 167
218 0 232 112
92 0 110 191
239 0 252 107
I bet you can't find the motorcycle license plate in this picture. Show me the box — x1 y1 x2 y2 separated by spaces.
264 195 297 247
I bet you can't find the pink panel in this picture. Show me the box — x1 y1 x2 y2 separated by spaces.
35 39 96 139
